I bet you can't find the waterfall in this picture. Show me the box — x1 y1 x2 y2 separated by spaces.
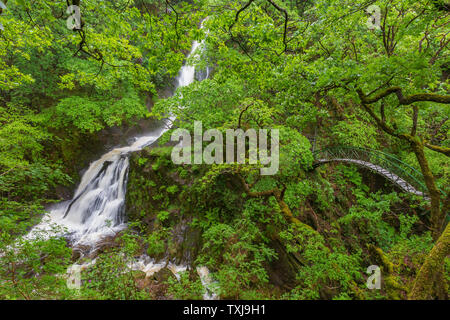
22 22 218 300
27 38 206 248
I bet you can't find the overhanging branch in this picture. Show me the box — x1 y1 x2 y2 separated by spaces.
229 0 289 54
357 87 450 105
424 143 450 157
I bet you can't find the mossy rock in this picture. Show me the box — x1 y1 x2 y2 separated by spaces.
130 270 147 281
152 267 177 283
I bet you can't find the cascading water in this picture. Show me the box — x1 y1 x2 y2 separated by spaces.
28 38 206 249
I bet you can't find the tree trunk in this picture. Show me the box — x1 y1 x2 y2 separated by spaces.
410 139 444 241
409 223 450 300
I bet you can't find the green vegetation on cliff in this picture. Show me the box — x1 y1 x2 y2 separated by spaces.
0 0 448 300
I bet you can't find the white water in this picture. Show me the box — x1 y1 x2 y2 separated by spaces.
128 256 186 280
197 265 218 300
127 257 217 300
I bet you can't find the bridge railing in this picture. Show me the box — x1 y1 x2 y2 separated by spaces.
313 146 430 196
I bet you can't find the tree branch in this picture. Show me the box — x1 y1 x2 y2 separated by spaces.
266 0 288 53
424 143 450 157
357 87 450 105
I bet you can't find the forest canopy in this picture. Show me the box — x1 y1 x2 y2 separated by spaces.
0 0 448 301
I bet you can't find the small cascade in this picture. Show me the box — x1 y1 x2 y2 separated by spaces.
197 266 218 300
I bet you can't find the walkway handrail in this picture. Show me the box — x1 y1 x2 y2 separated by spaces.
312 146 445 198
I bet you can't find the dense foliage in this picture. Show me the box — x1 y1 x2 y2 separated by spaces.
0 0 448 300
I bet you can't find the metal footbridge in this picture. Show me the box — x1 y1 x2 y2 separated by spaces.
312 146 439 199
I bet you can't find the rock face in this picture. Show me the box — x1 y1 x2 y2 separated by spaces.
125 146 202 266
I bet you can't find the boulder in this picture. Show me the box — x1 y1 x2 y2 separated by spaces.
152 267 176 283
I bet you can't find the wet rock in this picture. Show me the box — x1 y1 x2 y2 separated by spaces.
131 270 147 281
138 280 170 300
266 239 301 291
91 235 121 256
71 248 83 262
54 185 73 201
152 267 176 283
170 220 202 265
135 277 152 291
71 244 91 261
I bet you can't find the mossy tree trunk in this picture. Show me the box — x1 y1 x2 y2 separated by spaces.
356 88 449 241
410 139 446 240
236 174 316 232
409 223 450 300
355 88 449 299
